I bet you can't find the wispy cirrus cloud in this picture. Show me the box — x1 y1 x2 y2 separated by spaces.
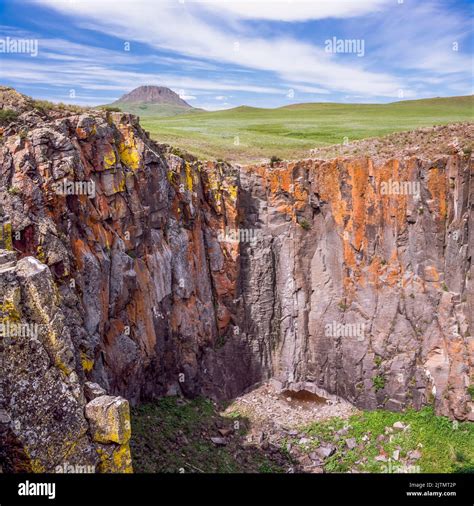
33 0 404 98
1 0 472 106
200 0 391 21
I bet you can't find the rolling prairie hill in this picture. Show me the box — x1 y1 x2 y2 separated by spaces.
141 95 474 163
106 85 202 118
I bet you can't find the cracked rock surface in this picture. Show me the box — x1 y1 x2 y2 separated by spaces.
0 89 472 472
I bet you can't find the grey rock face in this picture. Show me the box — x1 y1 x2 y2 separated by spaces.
235 156 473 420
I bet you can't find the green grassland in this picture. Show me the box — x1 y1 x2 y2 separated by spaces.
131 398 473 474
111 102 203 118
294 407 474 474
130 397 288 473
140 95 473 163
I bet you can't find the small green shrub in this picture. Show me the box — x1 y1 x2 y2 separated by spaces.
298 218 311 230
467 385 474 400
270 155 282 167
0 109 19 125
101 106 122 112
170 147 186 158
373 374 386 392
338 300 348 311
33 99 55 112
7 186 20 196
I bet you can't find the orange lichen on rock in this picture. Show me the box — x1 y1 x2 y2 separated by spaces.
427 165 448 220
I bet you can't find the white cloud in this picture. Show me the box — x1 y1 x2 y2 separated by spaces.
1 58 283 99
287 84 330 94
202 0 390 21
35 0 405 97
11 0 472 104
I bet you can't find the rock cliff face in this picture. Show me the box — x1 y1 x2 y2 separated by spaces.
0 93 472 472
0 250 133 472
0 102 245 471
238 155 473 421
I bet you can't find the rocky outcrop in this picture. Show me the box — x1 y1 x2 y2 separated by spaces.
0 250 132 472
0 92 472 472
0 105 242 402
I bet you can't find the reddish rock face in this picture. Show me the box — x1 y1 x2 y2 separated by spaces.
238 156 473 420
0 108 246 407
0 101 472 473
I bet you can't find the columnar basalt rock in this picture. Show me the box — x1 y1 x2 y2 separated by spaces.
0 108 242 405
0 93 472 472
238 155 473 420
0 103 241 471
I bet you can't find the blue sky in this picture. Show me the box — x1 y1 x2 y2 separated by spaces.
0 0 472 109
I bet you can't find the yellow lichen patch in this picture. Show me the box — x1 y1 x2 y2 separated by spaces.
50 332 72 375
0 295 22 324
80 351 94 373
112 444 133 473
167 169 176 183
37 245 46 263
185 161 193 191
227 184 238 201
18 273 74 375
103 148 116 169
86 396 132 445
206 168 221 193
0 222 13 250
114 174 126 193
27 457 46 473
97 444 133 473
118 131 140 171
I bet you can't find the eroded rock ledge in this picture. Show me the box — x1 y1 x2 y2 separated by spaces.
0 102 472 472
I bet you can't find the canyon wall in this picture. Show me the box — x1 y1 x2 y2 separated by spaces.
0 102 472 471
0 106 251 471
238 156 473 421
